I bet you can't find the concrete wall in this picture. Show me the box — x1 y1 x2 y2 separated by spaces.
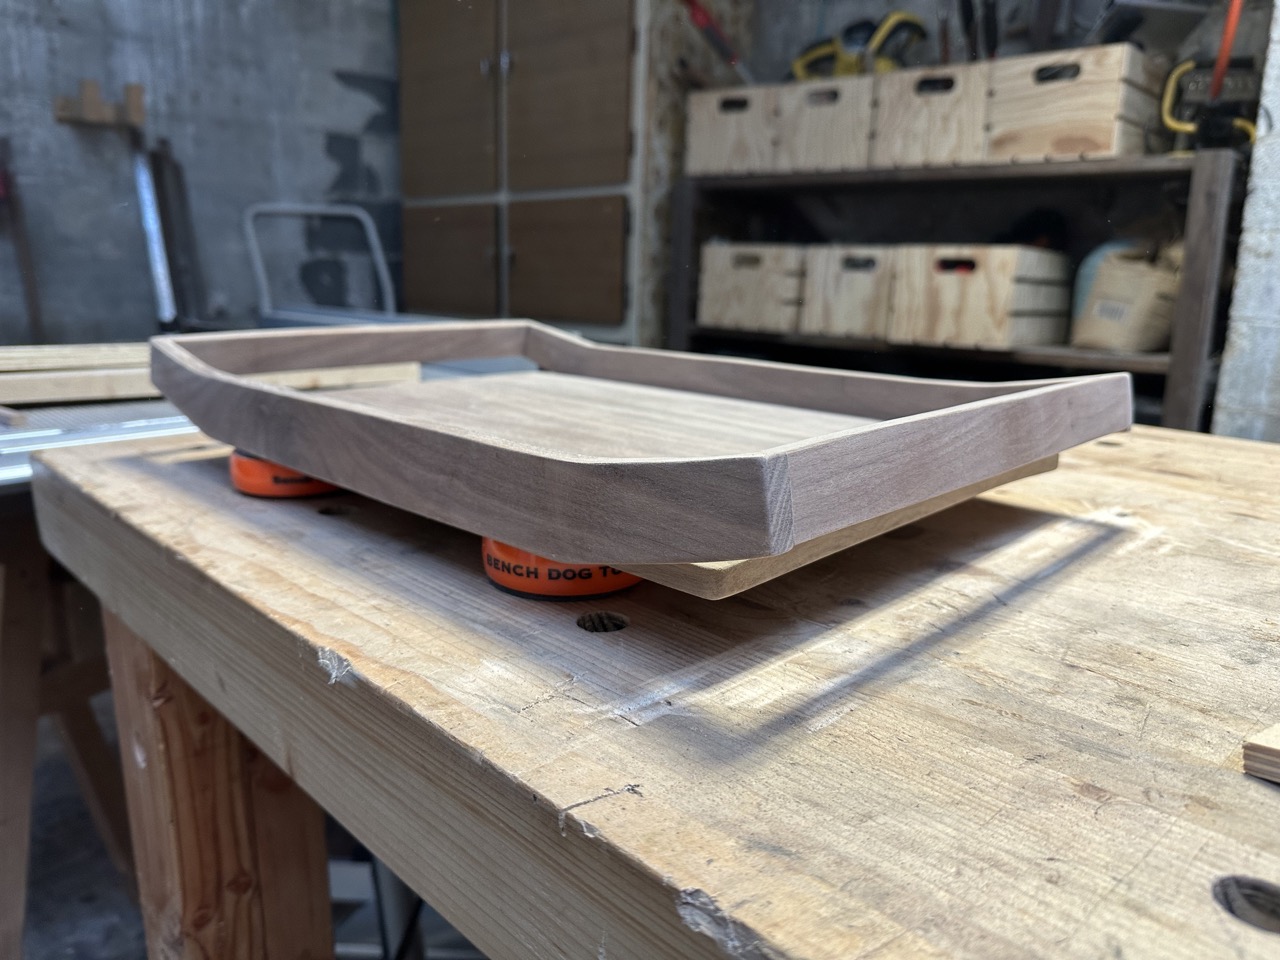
0 0 398 344
1214 10 1280 441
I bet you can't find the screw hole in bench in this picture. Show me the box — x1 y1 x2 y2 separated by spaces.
1212 876 1280 934
577 611 629 633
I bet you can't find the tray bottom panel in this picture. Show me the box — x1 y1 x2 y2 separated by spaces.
333 370 880 459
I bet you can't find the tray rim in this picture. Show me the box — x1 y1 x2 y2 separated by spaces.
151 320 1133 565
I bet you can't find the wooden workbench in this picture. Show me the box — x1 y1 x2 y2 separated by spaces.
31 426 1280 959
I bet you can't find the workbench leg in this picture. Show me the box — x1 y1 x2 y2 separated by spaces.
0 517 51 958
50 698 134 881
103 610 333 960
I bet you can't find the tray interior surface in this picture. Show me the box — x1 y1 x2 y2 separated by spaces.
332 370 882 459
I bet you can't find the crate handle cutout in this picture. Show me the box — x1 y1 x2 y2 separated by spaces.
1034 64 1082 83
718 96 750 112
915 76 956 94
842 256 878 271
732 252 763 268
935 257 978 273
806 88 840 106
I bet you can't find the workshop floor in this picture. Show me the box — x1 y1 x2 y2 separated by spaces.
23 697 144 960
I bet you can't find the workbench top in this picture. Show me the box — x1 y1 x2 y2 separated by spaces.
32 425 1280 959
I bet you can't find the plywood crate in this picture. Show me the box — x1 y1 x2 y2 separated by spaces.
890 245 1071 348
774 76 875 172
800 246 895 338
870 62 988 167
987 43 1162 161
697 243 804 333
685 86 780 175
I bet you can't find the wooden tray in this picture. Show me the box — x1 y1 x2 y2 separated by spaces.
152 321 1131 592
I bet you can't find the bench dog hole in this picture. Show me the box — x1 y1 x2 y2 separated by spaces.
577 611 629 633
1213 875 1280 934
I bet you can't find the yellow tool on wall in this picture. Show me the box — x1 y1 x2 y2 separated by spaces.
789 12 927 79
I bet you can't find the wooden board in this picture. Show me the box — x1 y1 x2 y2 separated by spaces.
32 425 1280 960
403 204 498 316
399 0 498 196
697 243 804 333
799 245 894 338
1243 725 1280 785
870 63 988 168
685 86 780 175
0 343 149 372
150 320 1131 568
507 0 633 190
0 368 158 405
987 44 1160 162
508 197 627 326
0 363 421 406
890 245 1072 348
775 77 875 173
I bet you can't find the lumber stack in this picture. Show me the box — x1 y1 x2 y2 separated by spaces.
0 344 156 406
0 342 423 408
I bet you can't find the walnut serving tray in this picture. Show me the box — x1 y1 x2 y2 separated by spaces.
152 321 1131 597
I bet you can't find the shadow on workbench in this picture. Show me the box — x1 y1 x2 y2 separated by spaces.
113 446 1124 766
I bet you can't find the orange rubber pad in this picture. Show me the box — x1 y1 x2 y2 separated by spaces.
482 537 641 600
229 450 339 498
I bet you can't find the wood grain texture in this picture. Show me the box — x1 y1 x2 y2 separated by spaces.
0 367 159 405
0 362 416 406
151 320 1130 566
697 243 804 333
775 77 875 173
891 245 1071 348
32 425 1280 960
1243 725 1280 785
403 204 498 317
399 0 497 196
685 86 780 175
799 246 895 338
336 371 877 458
624 457 1056 598
870 63 988 168
508 197 627 326
987 44 1159 162
103 611 332 960
0 342 149 372
507 0 633 190
0 514 50 956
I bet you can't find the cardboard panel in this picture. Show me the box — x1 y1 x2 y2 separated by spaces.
508 197 627 325
400 0 498 196
402 205 498 316
507 0 633 190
